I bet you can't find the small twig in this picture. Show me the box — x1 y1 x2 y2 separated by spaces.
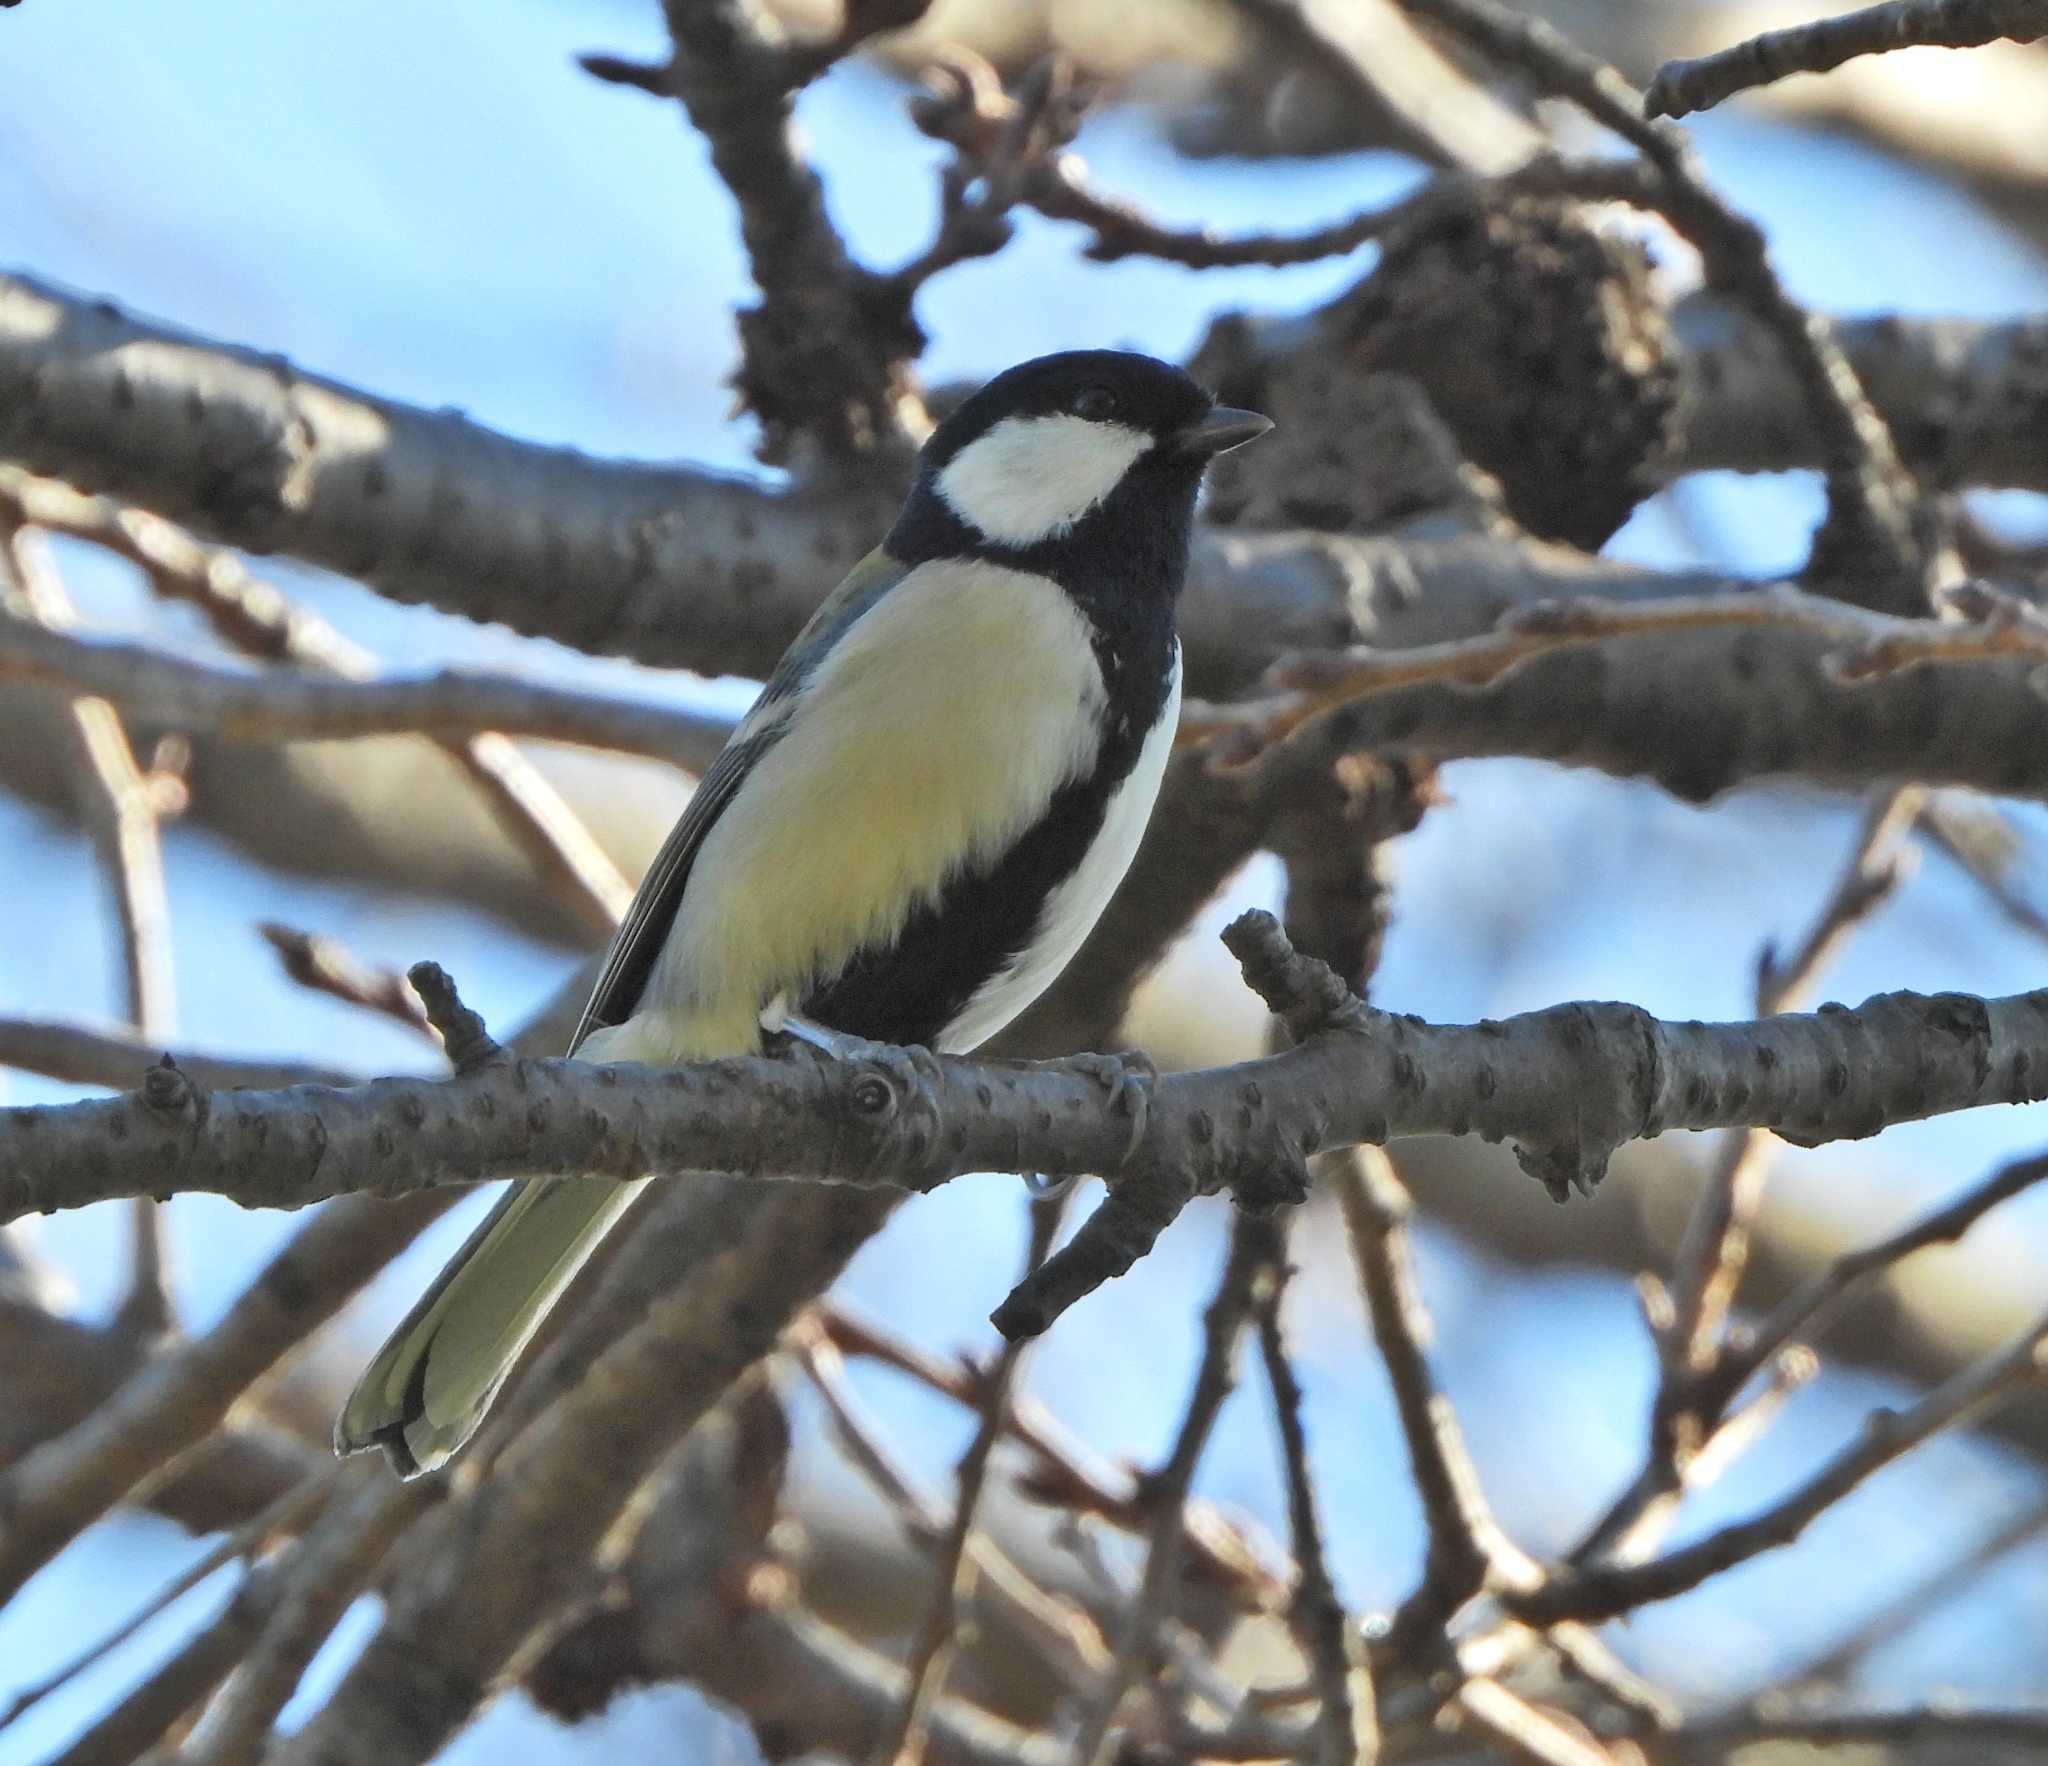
1646 0 2048 120
0 1471 333 1735
1667 785 1922 1364
1568 1346 1818 1570
1396 0 1935 610
1710 1148 2048 1415
1509 1308 2048 1624
2 522 177 1336
0 611 734 770
908 60 1645 274
1256 1241 1377 1765
0 466 636 935
876 1195 1068 1766
889 56 1080 297
821 1302 1284 1615
1571 788 1918 1569
794 1327 1113 1701
1340 1149 1542 1654
1918 790 2048 951
403 961 505 1075
582 0 932 96
0 1017 357 1092
180 1469 434 1766
257 924 435 1041
1452 1678 1616 1766
799 1334 946 1541
1665 1703 2048 1760
1073 1215 1271 1765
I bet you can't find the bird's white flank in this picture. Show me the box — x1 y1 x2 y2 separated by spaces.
936 413 1153 546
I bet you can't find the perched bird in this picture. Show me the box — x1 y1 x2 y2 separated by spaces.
335 350 1270 1477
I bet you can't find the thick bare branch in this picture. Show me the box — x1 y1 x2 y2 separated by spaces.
179 1470 433 1766
0 1285 321 1533
1674 300 2048 492
7 946 2046 1242
0 1473 331 1742
648 0 923 463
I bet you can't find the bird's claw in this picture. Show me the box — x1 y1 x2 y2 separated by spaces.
1022 1170 1080 1201
1066 1048 1157 1167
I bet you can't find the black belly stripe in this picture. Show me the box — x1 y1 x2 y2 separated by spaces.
802 762 1123 1046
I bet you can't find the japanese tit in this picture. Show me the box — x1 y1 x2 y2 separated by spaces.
336 350 1271 1476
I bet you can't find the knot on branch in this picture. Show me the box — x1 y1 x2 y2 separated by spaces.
1231 189 1682 548
141 1053 209 1129
831 1042 949 1187
406 963 505 1076
1507 1001 1661 1202
1223 910 1367 1044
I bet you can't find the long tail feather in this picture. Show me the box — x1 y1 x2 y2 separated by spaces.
333 1175 643 1478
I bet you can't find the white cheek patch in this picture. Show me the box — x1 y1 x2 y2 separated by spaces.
936 414 1153 546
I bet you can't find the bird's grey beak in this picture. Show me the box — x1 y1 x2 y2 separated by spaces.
1173 406 1273 456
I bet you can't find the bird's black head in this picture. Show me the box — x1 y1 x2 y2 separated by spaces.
886 351 1270 593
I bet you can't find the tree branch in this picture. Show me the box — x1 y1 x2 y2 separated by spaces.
0 1016 357 1091
1646 0 2048 120
3 523 179 1333
647 0 923 463
1509 1307 2048 1625
0 464 639 936
1672 299 2048 492
1189 582 2048 761
7 939 2047 1259
1255 1243 1377 1764
1072 1213 1269 1764
0 609 734 770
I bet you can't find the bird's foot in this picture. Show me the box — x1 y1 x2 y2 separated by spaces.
771 1009 881 1063
1014 1049 1157 1199
1069 1048 1159 1162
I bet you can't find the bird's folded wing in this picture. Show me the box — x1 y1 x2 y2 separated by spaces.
567 546 909 1053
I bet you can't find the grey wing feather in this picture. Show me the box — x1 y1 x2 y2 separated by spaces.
566 546 908 1052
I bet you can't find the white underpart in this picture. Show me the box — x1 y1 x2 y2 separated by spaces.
936 414 1154 546
942 645 1182 1053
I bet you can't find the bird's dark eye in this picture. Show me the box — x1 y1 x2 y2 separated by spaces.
1070 384 1120 422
